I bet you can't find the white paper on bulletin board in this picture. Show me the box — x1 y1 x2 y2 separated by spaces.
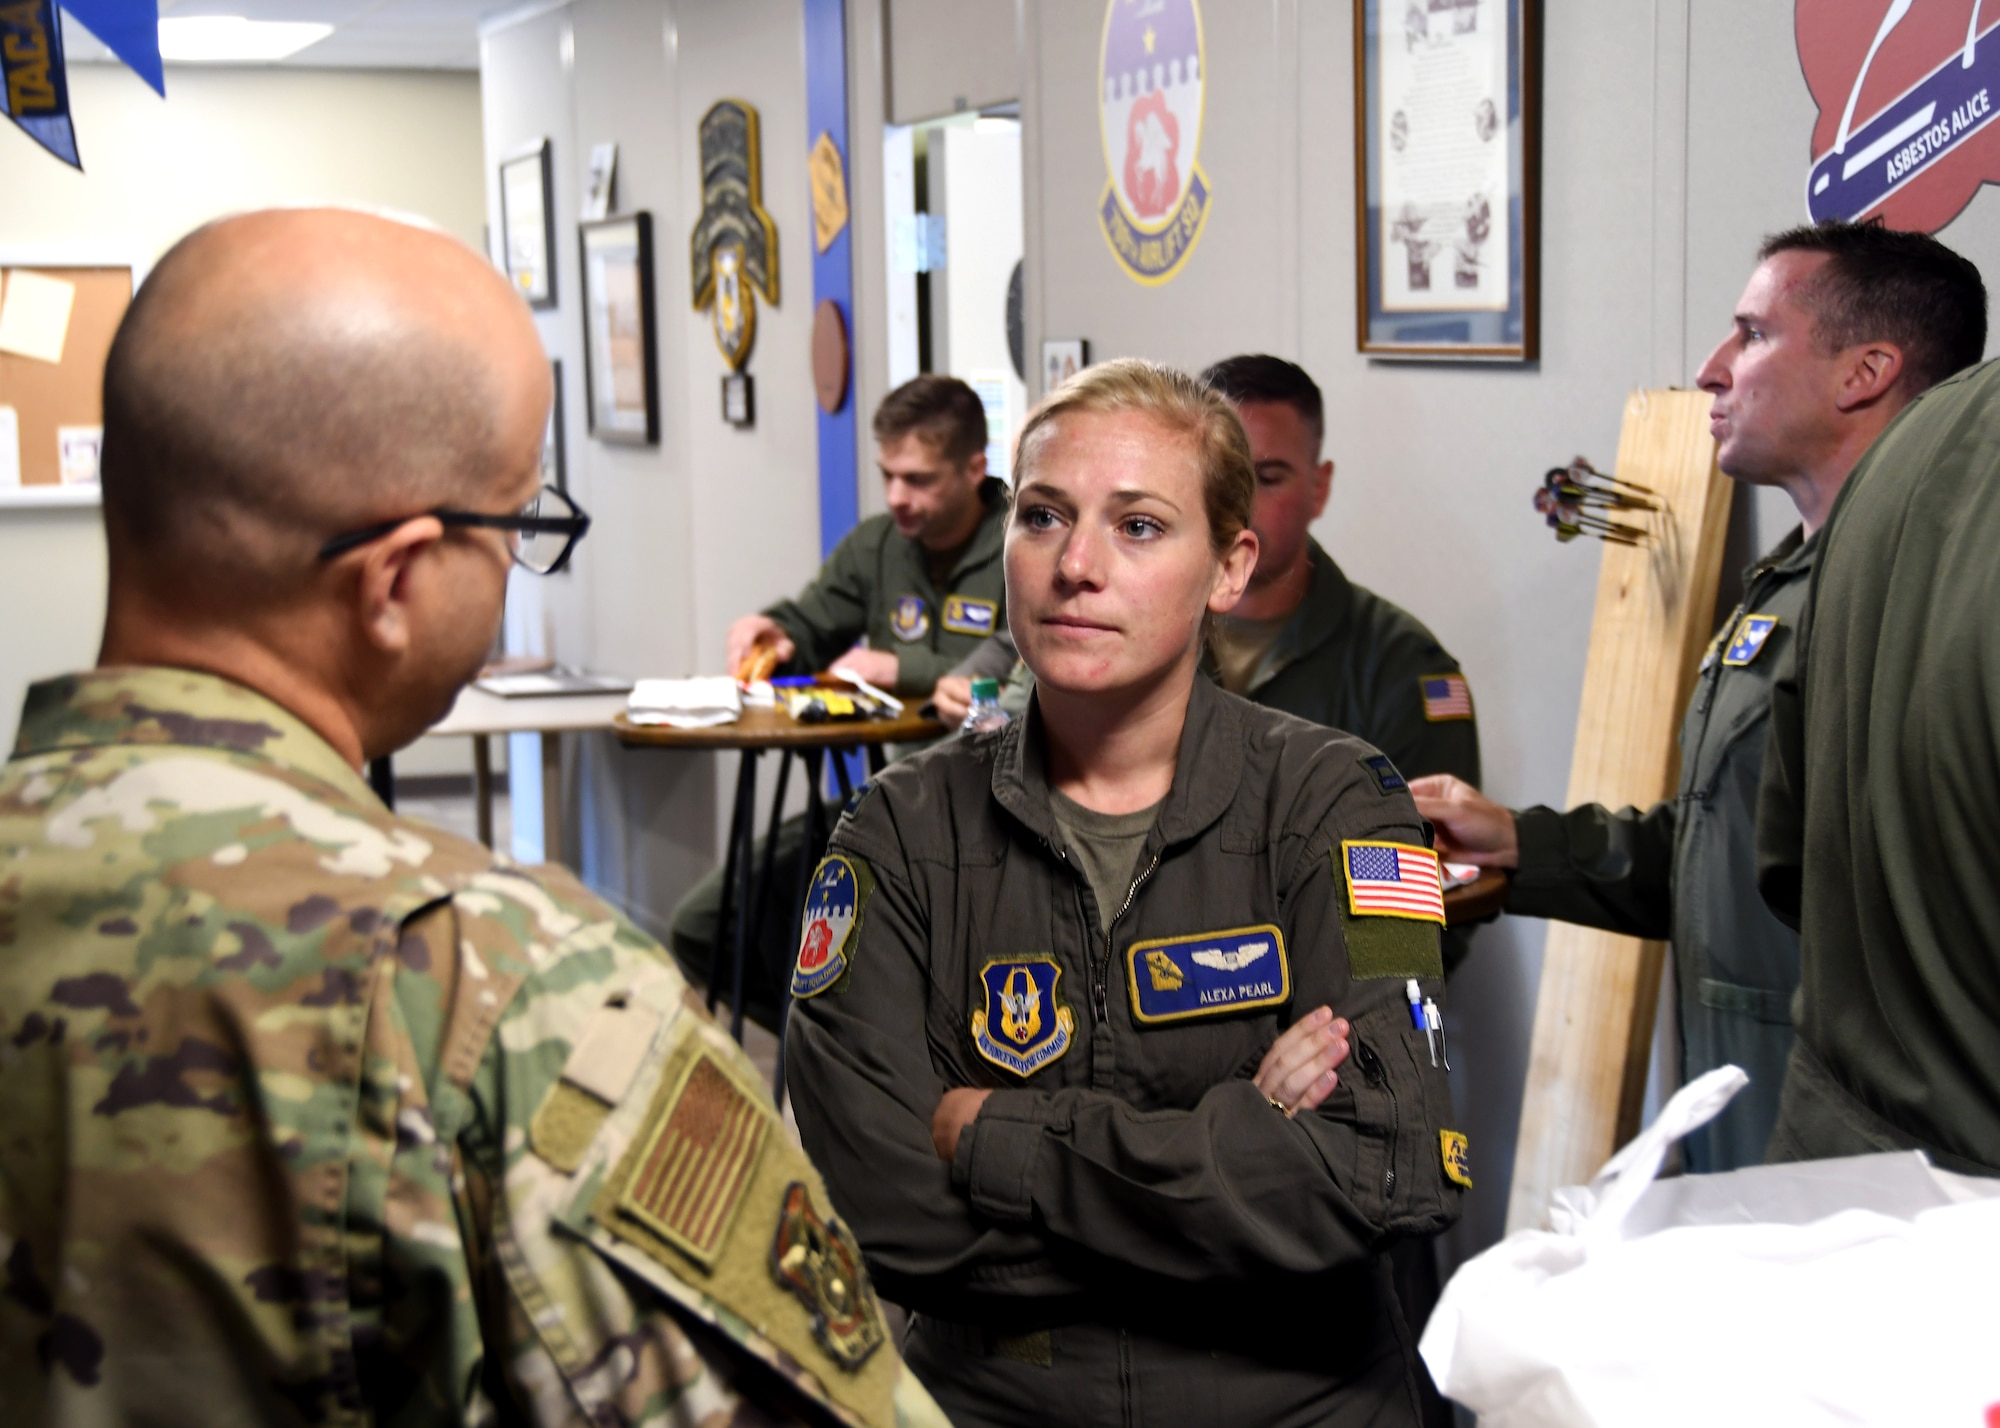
0 269 78 364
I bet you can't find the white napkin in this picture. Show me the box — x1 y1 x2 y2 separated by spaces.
626 676 741 729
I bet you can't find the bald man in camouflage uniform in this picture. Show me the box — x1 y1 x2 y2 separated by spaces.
0 209 944 1428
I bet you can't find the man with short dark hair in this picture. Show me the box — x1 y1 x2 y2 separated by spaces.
1198 354 1480 875
678 374 1011 1029
725 373 1005 694
1416 220 1987 1171
0 209 944 1426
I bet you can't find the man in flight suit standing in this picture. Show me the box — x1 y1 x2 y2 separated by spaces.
1415 221 1986 1170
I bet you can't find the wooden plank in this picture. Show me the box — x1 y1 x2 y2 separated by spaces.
1505 388 1733 1234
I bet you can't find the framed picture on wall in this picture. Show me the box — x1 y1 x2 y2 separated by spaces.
541 358 566 491
500 139 556 309
1041 338 1090 395
1354 0 1541 360
579 212 659 446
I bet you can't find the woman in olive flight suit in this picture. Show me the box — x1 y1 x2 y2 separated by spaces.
786 360 1467 1428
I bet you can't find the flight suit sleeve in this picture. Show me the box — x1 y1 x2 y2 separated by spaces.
764 528 877 675
407 871 945 1428
951 796 1465 1284
1506 799 1677 941
1755 637 1806 931
784 819 1075 1306
1371 652 1482 790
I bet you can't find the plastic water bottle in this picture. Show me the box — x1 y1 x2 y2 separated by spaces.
962 677 1010 734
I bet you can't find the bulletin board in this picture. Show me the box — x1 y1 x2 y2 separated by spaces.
0 265 134 491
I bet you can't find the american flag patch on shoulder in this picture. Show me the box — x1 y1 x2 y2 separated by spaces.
1421 673 1473 721
614 1051 770 1266
1342 841 1446 924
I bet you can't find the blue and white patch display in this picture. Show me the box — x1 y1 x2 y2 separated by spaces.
1125 925 1289 1024
970 958 1075 1077
1723 613 1779 667
889 594 929 642
941 595 997 637
791 856 861 998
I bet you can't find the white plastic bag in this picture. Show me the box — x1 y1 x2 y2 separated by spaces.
1421 1066 2000 1427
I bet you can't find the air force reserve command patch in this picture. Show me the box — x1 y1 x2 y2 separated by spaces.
1125 925 1290 1024
971 958 1075 1076
792 855 872 998
941 594 998 637
889 594 929 641
1722 613 1779 667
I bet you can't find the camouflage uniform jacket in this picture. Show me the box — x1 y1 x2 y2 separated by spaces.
0 667 947 1428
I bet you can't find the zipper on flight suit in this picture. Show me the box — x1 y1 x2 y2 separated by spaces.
1354 1038 1398 1200
1099 852 1162 1022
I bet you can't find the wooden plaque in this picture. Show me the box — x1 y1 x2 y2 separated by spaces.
1505 389 1733 1233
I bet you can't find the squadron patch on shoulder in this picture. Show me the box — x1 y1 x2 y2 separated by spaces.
889 594 929 642
970 957 1075 1077
1124 925 1290 1025
1722 613 1779 667
941 594 998 637
792 855 873 998
1441 1129 1473 1189
770 1181 887 1369
611 1050 770 1268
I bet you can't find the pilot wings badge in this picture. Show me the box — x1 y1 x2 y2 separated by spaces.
972 958 1075 1078
1126 924 1290 1024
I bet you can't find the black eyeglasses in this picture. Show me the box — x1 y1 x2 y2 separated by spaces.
317 484 591 575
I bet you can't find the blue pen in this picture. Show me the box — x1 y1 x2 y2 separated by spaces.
1406 979 1437 1067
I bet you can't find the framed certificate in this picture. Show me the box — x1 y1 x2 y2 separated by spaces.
579 213 659 445
1354 0 1541 360
499 139 556 309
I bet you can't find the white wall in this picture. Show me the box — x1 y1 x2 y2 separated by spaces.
0 64 487 771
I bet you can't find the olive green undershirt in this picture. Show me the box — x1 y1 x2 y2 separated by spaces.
1049 789 1161 936
1210 611 1291 695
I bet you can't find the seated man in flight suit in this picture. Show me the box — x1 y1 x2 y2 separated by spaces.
1415 220 1986 1171
0 208 943 1428
671 374 1010 1030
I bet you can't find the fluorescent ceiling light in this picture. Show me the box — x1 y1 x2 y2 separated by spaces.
157 16 333 63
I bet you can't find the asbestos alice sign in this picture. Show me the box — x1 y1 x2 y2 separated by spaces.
1802 0 2000 231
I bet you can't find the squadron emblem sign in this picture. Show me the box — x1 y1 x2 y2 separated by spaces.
1097 0 1211 286
1800 0 2000 231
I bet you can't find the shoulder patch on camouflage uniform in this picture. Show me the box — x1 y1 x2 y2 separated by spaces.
531 995 664 1173
605 1050 771 1268
1335 842 1445 980
769 1182 887 1369
791 854 874 999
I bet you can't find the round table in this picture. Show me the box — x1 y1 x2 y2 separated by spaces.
1445 869 1509 927
615 704 944 1077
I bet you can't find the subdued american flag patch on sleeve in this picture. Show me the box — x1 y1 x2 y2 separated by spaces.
1341 841 1446 924
1421 673 1474 721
